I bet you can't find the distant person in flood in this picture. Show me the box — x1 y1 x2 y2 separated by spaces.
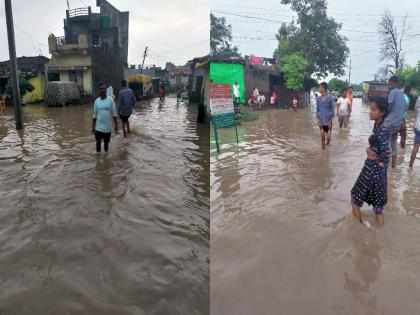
292 97 298 112
351 97 390 226
270 90 278 106
258 91 266 110
369 76 405 168
233 81 241 105
400 85 411 148
147 86 153 103
0 95 4 118
336 90 351 128
316 82 335 149
409 96 420 167
106 81 114 99
347 86 354 110
159 85 166 102
118 80 136 138
92 82 118 152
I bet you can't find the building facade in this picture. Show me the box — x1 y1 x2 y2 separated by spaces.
45 0 129 97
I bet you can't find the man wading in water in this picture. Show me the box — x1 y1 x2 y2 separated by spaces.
118 80 136 138
92 82 118 152
368 76 405 168
316 82 335 149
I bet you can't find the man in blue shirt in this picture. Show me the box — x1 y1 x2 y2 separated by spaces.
368 76 405 168
92 82 118 152
118 80 136 137
316 82 335 150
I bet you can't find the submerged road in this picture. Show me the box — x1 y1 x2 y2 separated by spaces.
211 98 420 315
0 96 209 315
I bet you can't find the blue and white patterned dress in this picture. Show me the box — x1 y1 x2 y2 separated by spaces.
351 124 390 208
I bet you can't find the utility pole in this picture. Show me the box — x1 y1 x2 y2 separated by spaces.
140 46 148 74
4 0 22 129
348 58 352 87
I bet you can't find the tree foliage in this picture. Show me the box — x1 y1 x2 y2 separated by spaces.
282 54 311 91
277 0 349 78
395 61 420 88
378 10 407 76
328 78 348 93
210 13 241 58
4 76 34 97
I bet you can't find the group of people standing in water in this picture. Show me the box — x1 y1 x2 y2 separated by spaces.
316 76 420 226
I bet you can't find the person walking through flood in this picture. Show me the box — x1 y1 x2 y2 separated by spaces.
347 86 354 107
233 81 241 105
0 95 4 118
118 80 136 138
381 76 405 168
92 82 118 152
106 81 114 99
159 85 166 103
292 97 298 112
409 96 420 167
351 97 390 225
336 90 351 128
316 82 335 149
400 85 411 148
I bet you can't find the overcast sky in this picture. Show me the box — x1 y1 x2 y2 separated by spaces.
0 0 209 67
211 0 420 83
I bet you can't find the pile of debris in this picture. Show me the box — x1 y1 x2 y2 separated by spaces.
45 81 80 106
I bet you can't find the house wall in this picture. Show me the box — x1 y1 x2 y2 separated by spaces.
22 75 46 103
83 68 93 94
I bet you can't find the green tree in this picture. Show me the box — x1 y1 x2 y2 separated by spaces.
5 76 35 98
395 61 420 88
277 0 349 78
282 54 311 91
328 78 348 93
210 13 241 58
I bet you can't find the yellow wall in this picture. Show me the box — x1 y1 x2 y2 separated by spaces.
47 54 92 69
22 75 46 103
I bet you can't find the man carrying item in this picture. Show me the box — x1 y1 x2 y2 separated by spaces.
316 82 335 150
368 76 405 168
92 82 118 152
118 80 136 138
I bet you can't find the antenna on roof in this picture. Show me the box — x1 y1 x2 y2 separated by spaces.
66 0 70 10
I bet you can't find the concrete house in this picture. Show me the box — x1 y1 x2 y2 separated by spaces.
45 0 129 97
0 56 50 103
169 66 192 87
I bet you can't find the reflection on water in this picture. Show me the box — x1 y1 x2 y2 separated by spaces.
211 99 420 315
0 96 209 315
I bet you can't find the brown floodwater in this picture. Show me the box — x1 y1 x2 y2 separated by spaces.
0 96 209 315
211 98 420 315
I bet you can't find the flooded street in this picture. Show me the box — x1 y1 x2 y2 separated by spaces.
211 98 420 315
0 96 209 315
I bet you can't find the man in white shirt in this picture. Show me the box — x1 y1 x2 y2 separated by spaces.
336 90 351 128
258 92 266 110
106 81 114 99
233 81 241 105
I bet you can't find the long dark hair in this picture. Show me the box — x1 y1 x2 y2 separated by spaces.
372 97 389 127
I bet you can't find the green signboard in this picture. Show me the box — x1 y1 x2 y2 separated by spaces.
212 112 236 129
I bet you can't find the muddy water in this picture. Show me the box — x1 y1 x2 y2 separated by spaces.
211 98 420 315
0 96 209 315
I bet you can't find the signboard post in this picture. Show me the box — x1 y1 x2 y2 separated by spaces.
210 83 239 153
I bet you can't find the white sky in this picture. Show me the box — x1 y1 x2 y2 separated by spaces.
0 0 209 67
210 0 420 83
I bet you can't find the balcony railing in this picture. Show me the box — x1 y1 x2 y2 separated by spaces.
68 7 90 18
56 36 78 45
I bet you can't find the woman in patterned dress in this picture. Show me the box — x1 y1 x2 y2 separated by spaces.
351 97 390 225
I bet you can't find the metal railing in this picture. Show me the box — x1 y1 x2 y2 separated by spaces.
56 36 78 46
68 7 89 18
